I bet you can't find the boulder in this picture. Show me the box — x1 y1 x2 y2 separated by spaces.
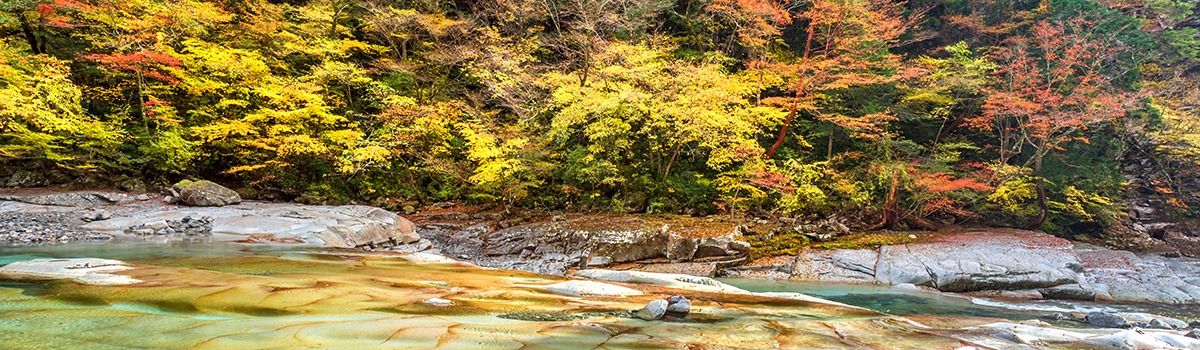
0 258 141 285
1086 312 1129 329
171 180 242 207
665 295 690 316
636 300 668 320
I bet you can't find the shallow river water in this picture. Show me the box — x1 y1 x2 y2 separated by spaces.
0 242 1196 349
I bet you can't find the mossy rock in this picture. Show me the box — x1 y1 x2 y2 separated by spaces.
172 180 242 207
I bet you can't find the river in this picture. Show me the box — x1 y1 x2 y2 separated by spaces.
1 241 1197 349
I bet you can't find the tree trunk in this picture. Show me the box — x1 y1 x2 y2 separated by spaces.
764 107 796 159
826 128 834 160
18 14 44 55
1023 155 1048 230
867 167 901 231
881 168 900 229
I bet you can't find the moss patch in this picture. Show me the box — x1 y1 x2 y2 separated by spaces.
813 233 915 250
743 229 811 261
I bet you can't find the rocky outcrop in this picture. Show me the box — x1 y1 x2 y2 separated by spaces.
873 231 1081 292
169 180 242 207
1075 245 1200 304
730 229 1200 305
83 202 418 248
420 215 749 275
0 191 419 249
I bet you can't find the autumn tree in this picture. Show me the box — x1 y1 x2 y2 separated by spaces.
761 0 926 160
0 40 120 169
971 18 1137 229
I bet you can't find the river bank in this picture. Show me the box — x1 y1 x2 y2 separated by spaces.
5 188 1200 348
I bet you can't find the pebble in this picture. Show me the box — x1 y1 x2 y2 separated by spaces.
124 216 214 237
0 212 112 245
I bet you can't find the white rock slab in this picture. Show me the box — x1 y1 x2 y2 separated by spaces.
540 280 644 297
0 258 141 285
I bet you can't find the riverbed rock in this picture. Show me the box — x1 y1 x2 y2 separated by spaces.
420 215 748 276
171 180 242 207
0 192 122 207
422 298 453 307
1116 313 1189 330
733 228 1200 305
783 249 879 282
965 322 1200 349
1087 312 1129 328
665 295 690 316
81 202 417 248
540 280 643 297
1075 245 1200 304
1038 284 1096 301
80 210 113 222
875 230 1081 292
0 258 141 285
636 299 668 320
574 269 748 294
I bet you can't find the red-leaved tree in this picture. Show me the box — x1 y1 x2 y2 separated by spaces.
969 18 1138 229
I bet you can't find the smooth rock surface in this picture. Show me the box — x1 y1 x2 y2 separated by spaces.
0 258 141 285
874 231 1080 292
79 202 418 248
1076 246 1200 304
574 269 749 294
735 229 1200 305
540 280 644 297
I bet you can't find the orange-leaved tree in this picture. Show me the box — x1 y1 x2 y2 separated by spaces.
970 18 1138 229
761 0 926 160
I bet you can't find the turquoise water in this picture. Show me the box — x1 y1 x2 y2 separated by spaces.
721 278 1200 324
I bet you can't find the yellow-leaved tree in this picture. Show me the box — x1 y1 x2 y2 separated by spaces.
0 41 121 170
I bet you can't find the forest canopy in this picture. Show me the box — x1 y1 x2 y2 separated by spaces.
2 0 1199 236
